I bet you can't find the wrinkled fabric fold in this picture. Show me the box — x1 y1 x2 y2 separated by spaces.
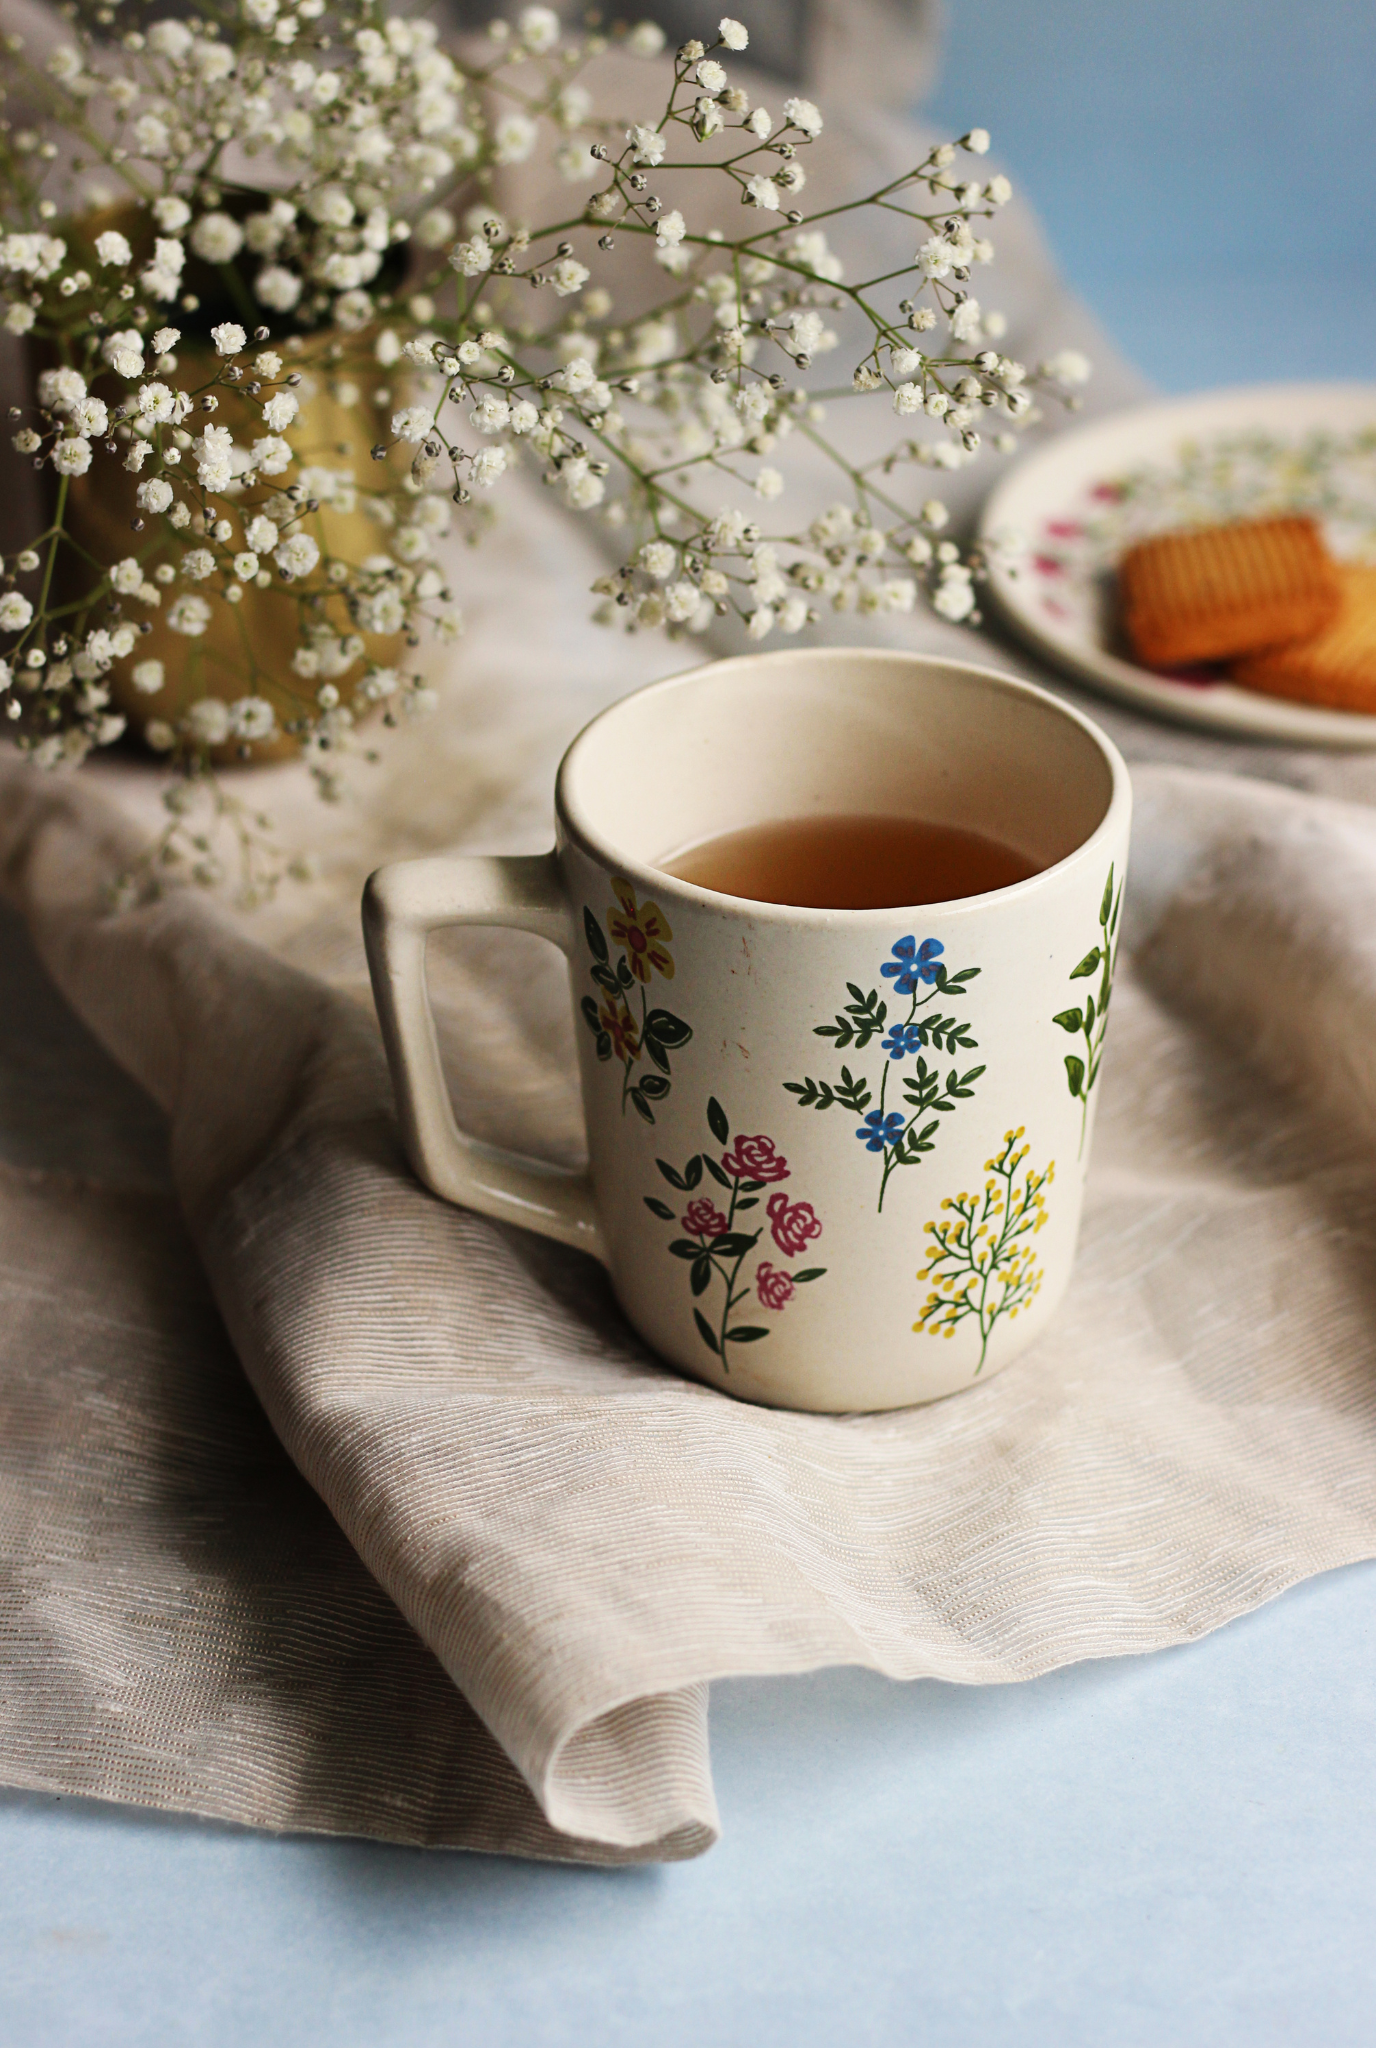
6 753 1376 1858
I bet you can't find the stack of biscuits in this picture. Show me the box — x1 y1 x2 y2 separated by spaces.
1119 516 1376 713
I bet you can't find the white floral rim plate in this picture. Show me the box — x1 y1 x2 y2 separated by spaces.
977 382 1376 747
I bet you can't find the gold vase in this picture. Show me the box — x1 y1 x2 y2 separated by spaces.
44 203 408 765
61 343 404 765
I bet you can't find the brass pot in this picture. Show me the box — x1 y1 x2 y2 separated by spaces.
62 344 404 765
44 206 408 764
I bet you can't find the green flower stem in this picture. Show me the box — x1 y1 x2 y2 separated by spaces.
876 981 940 1211
618 981 649 1114
712 1171 756 1368
33 474 69 640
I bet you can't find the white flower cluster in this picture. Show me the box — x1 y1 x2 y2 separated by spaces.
1 4 1088 901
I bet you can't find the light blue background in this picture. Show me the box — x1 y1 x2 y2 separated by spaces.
5 1563 1375 2045
6 5 1376 2042
926 0 1376 391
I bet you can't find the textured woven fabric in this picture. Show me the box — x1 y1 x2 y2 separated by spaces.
6 744 1376 1860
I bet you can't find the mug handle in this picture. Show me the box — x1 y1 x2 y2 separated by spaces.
362 852 606 1263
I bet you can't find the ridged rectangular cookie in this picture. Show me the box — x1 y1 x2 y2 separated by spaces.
1119 515 1340 669
1231 563 1376 712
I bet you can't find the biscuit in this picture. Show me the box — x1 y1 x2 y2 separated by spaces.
1231 563 1376 713
1119 515 1340 669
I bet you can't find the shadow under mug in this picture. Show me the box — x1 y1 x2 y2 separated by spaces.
364 648 1131 1413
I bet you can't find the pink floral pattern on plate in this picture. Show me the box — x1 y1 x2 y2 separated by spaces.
1017 425 1376 687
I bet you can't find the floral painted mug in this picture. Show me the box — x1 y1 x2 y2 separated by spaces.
363 648 1131 1413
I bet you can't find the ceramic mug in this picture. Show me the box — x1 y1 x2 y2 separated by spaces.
363 648 1131 1413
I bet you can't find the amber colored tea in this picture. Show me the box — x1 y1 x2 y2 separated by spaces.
660 813 1040 910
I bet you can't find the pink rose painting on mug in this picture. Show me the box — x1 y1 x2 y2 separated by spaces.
643 1096 827 1368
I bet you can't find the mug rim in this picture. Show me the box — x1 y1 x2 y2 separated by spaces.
554 646 1131 925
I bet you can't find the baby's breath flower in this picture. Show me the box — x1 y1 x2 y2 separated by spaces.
719 18 749 50
661 581 698 623
470 394 511 434
251 435 293 475
95 230 132 268
229 696 276 739
39 366 87 413
627 123 666 167
471 447 508 489
195 424 237 489
137 381 176 422
150 198 191 234
494 114 538 165
186 695 230 743
211 322 247 357
550 257 590 297
519 5 560 51
168 594 212 636
193 215 246 264
628 21 665 56
416 208 457 248
449 236 493 278
261 391 299 431
640 539 676 579
0 592 34 631
256 266 302 312
51 435 93 475
918 237 957 280
1042 349 1092 384
745 176 781 212
782 95 823 136
132 659 165 694
391 406 434 443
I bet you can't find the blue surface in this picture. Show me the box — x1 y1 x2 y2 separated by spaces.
9 10 1376 2042
4 1560 1375 2044
926 0 1376 391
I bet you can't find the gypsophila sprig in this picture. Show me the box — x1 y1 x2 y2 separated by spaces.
0 3 1090 904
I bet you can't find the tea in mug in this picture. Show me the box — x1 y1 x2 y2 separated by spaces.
660 813 1040 910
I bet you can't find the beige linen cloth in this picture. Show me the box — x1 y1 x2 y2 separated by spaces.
8 4 1376 1865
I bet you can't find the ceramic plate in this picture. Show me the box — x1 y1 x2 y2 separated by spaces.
977 382 1376 746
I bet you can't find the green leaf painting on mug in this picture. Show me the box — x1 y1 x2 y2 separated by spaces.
783 935 983 1212
578 879 691 1123
1052 863 1122 1153
644 1097 826 1370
